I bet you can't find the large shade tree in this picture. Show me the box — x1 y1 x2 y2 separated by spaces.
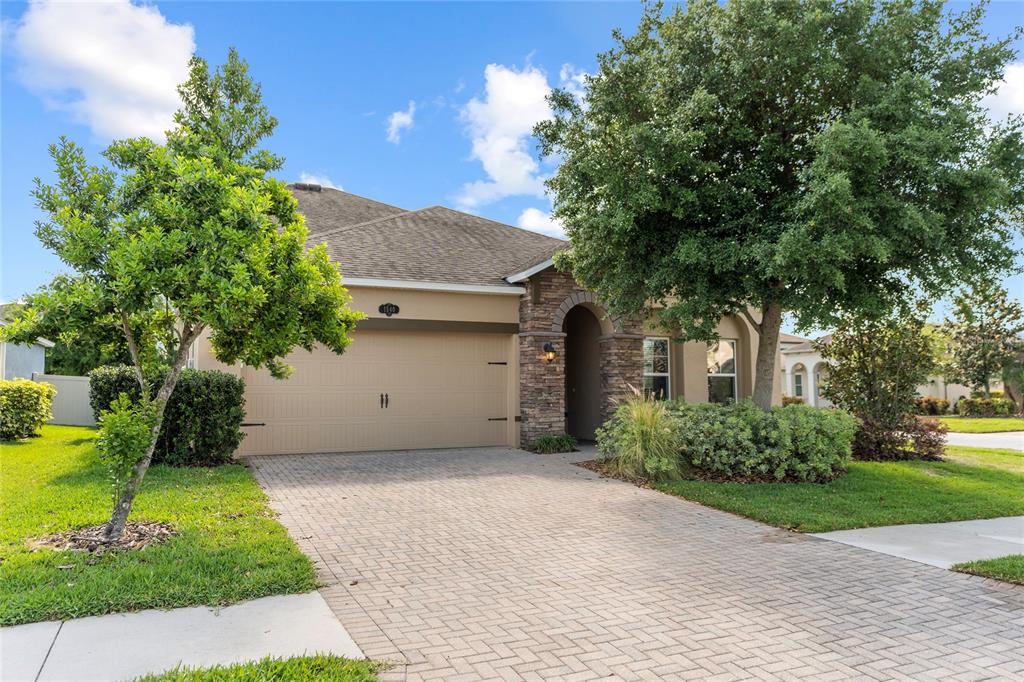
3 50 361 540
536 0 1024 409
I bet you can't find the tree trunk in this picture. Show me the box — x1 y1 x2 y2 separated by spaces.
752 301 783 411
102 326 200 542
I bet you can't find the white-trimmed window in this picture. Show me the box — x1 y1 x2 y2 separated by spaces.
707 340 737 404
643 337 670 399
793 372 804 397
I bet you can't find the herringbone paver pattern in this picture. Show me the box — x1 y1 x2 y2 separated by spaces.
250 448 1024 681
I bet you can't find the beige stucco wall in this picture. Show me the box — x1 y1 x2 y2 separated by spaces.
346 285 519 324
646 313 782 406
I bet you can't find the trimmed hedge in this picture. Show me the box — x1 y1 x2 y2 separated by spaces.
531 434 577 454
913 396 950 416
956 396 1017 417
88 365 245 466
597 398 857 483
671 401 857 483
0 379 56 440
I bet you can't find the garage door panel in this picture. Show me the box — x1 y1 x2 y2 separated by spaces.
238 330 511 455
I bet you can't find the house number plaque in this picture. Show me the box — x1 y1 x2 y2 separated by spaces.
378 303 400 317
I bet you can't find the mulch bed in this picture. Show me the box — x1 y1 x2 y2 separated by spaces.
574 459 654 487
31 521 177 554
574 458 844 485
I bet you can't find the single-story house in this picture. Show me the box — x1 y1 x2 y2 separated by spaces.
781 335 995 408
194 184 780 456
0 319 53 380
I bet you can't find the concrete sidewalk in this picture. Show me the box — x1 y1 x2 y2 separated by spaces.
1 592 363 682
813 516 1024 569
946 430 1024 450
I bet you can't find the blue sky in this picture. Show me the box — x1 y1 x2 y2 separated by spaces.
2 1 1022 333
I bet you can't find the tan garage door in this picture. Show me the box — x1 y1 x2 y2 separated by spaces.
238 330 512 455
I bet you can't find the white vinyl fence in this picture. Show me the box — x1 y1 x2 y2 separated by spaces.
32 373 95 427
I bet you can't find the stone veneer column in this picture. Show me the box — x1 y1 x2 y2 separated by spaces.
518 332 566 446
598 334 644 422
517 267 645 446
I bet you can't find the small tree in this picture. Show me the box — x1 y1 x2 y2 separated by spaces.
2 50 361 541
820 305 945 459
946 279 1024 397
536 0 1024 410
821 308 936 423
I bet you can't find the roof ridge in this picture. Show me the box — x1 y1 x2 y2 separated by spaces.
425 205 567 244
287 183 407 211
305 207 426 241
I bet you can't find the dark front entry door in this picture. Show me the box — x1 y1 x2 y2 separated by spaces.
563 306 602 440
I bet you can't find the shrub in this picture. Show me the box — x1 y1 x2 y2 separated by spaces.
88 365 245 466
782 395 804 406
853 415 946 461
596 393 681 481
531 434 577 454
956 396 1017 417
96 394 158 502
0 379 57 440
671 401 856 483
913 396 950 415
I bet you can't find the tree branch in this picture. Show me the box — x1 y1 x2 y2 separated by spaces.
740 307 761 333
120 309 147 393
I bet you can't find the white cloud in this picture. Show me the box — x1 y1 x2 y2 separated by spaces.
298 172 342 190
10 0 195 140
559 64 589 103
457 63 554 209
386 100 416 144
517 207 566 240
983 62 1024 122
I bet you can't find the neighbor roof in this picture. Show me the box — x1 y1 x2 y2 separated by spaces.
780 334 831 354
292 185 565 287
779 332 810 345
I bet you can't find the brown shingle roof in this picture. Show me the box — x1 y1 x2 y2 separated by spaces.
288 184 407 235
293 186 565 287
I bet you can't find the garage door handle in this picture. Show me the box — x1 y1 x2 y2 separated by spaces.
380 393 384 409
385 393 389 408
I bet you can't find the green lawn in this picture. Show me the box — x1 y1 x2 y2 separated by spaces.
937 416 1024 433
656 446 1024 533
953 554 1024 585
136 656 381 681
0 425 316 626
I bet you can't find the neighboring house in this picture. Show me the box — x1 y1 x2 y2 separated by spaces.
194 184 781 456
781 335 995 408
0 320 54 380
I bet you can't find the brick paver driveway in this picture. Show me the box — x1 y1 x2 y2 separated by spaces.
251 448 1024 681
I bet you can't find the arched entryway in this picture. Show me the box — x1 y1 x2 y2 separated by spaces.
563 305 602 440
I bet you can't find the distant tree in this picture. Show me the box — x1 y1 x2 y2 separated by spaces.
946 280 1024 396
2 50 361 541
536 0 1024 410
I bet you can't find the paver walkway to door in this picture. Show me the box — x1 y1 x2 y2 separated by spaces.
251 448 1024 681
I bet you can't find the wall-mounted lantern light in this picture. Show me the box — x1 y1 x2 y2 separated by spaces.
543 341 557 363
